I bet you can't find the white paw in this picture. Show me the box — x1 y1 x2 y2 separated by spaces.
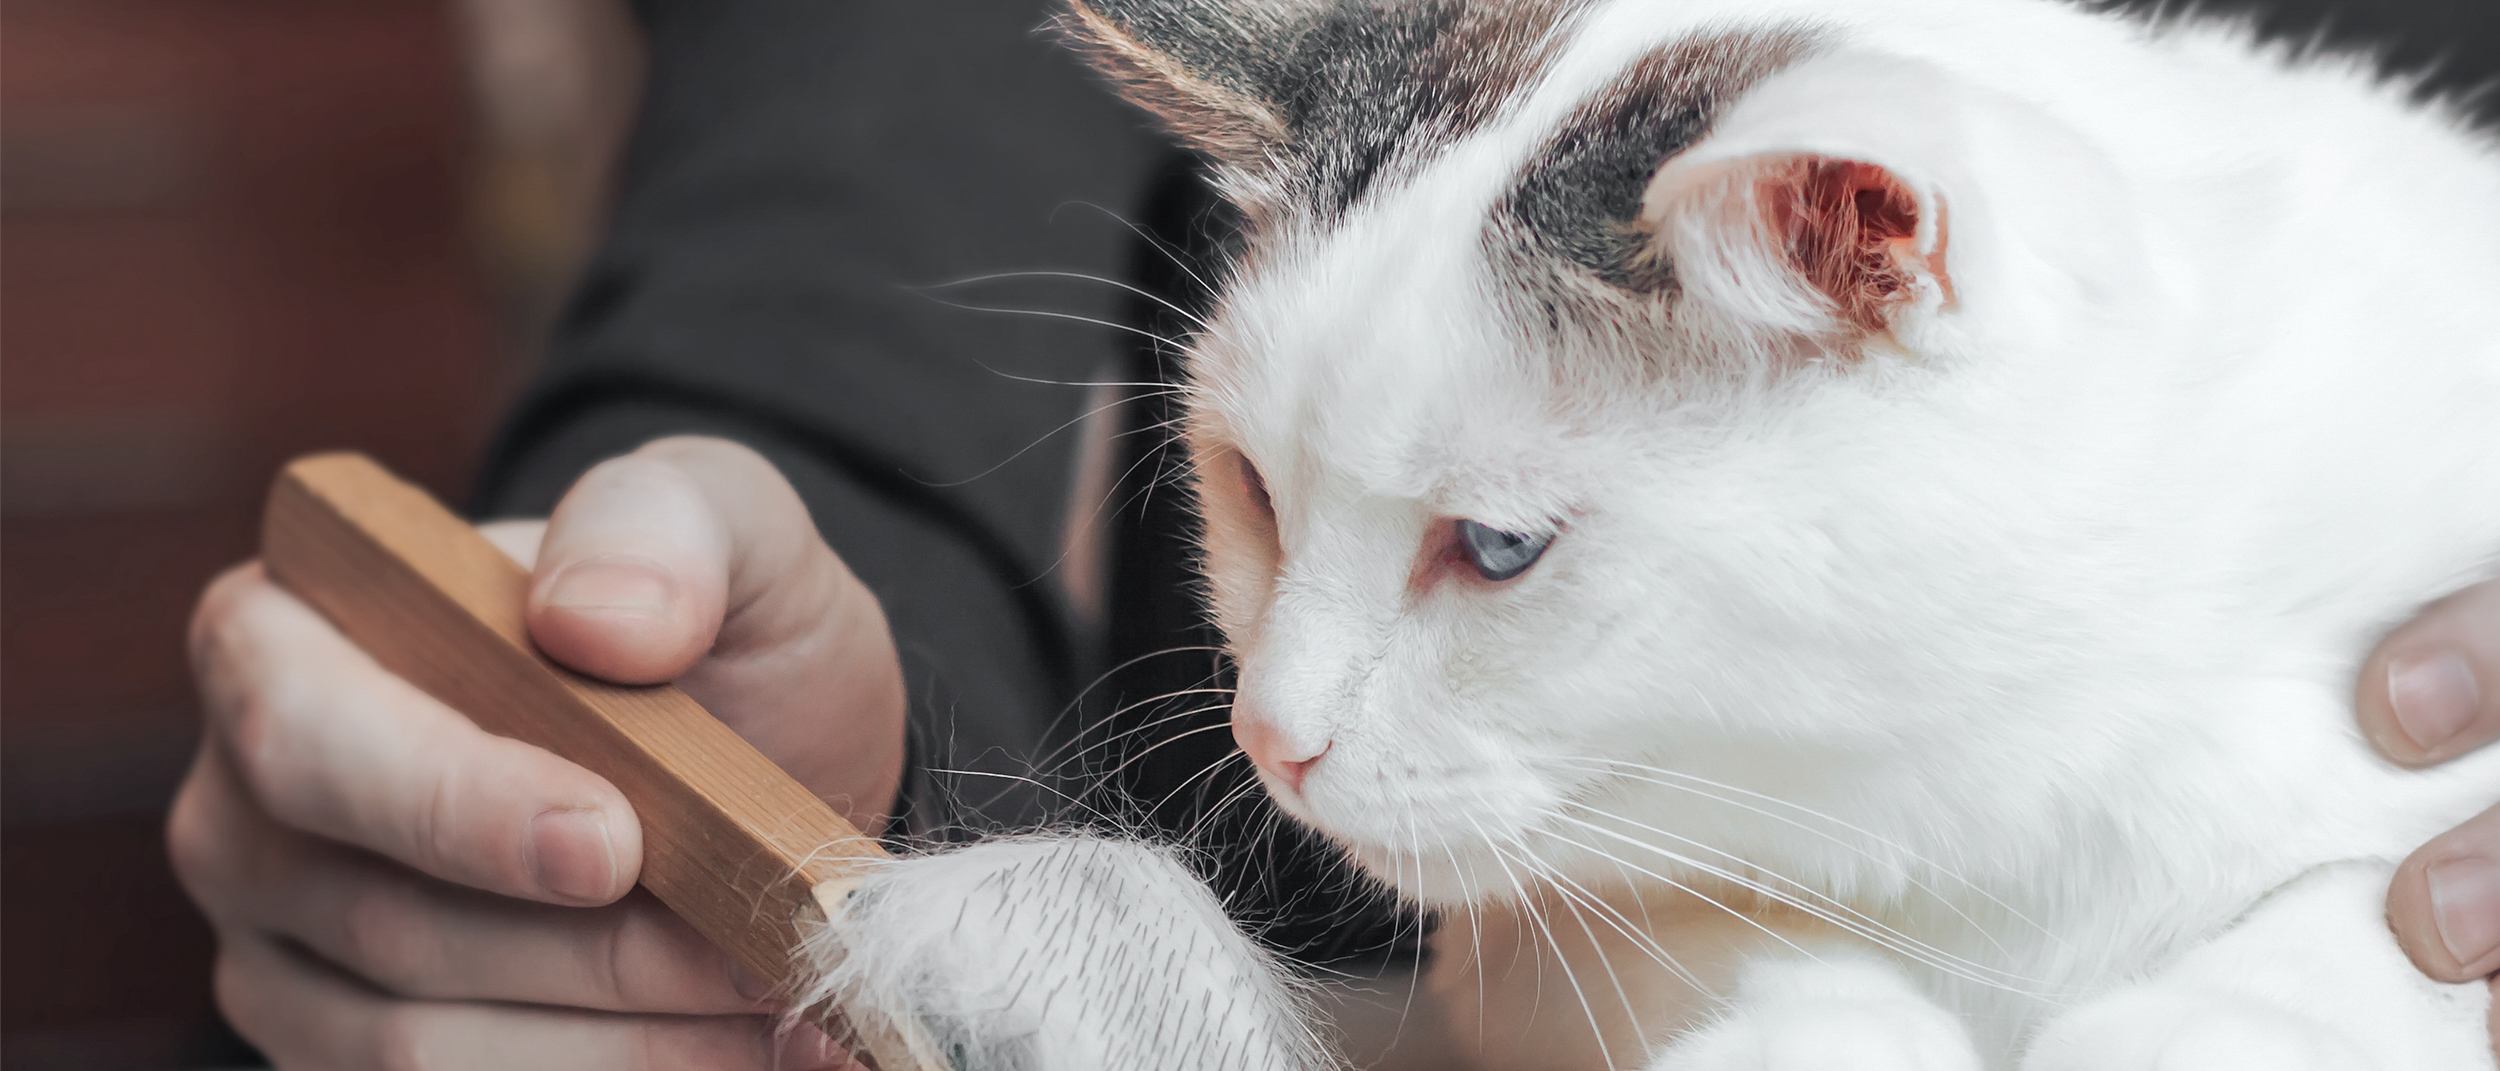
2022 988 2373 1071
796 836 1333 1071
1648 959 1981 1071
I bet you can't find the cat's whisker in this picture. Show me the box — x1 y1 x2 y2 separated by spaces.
1549 798 2018 983
1032 687 1236 776
1173 757 1273 843
912 294 1197 352
916 766 1130 832
1515 845 1716 1003
917 386 1190 491
1043 198 1225 302
1557 756 2057 948
1516 845 1667 1048
1057 643 1229 711
1471 818 1618 1071
1509 822 1831 970
1145 748 1256 828
1536 814 2059 999
1416 806 1496 1048
1070 704 1240 790
920 269 1216 332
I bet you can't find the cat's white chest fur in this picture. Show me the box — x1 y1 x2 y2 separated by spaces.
1056 0 2500 1066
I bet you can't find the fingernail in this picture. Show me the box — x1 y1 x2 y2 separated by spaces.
546 556 675 614
2388 650 2479 752
527 808 619 903
773 1022 848 1071
730 960 777 1004
2427 855 2500 970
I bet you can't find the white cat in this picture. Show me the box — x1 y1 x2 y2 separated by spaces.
815 2 2500 1069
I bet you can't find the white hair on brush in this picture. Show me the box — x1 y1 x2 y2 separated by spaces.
792 836 1339 1071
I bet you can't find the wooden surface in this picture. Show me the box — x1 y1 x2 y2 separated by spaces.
258 452 891 1012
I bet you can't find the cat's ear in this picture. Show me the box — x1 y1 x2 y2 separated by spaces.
1641 152 1948 339
1059 0 1312 167
1637 52 2134 349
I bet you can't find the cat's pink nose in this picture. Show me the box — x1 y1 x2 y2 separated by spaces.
1233 709 1329 793
1273 750 1327 792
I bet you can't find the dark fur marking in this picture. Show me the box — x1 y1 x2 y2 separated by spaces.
1280 0 1589 215
1497 28 1823 291
1065 0 1590 216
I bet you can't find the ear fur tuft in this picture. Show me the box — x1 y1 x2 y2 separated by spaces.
1776 158 1946 335
1058 0 1304 166
1642 151 1950 344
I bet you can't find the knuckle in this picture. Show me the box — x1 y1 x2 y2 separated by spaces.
367 1004 438 1071
210 946 275 1052
407 767 477 892
220 688 288 809
597 906 642 1009
163 772 223 891
188 572 266 720
187 564 257 663
339 884 431 994
633 1013 754 1071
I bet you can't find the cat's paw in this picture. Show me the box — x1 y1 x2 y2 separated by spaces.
798 836 1335 1071
1647 958 1981 1071
2021 988 2373 1071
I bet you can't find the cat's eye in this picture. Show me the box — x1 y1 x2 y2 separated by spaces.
1455 520 1551 582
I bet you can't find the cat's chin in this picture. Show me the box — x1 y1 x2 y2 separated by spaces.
1336 836 1526 907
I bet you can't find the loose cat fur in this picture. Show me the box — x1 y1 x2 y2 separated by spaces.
810 2 2500 1069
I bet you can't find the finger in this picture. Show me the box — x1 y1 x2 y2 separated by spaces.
2359 579 2500 767
214 930 849 1071
527 437 905 827
175 741 759 1014
189 563 640 905
2388 802 2500 983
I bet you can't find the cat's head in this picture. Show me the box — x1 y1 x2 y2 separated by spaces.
1068 0 2160 903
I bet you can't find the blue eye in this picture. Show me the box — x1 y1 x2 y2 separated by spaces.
1456 520 1552 581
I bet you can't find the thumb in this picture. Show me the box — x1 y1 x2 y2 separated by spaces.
528 436 906 832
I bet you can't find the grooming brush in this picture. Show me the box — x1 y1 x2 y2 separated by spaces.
261 452 945 1071
262 453 1332 1071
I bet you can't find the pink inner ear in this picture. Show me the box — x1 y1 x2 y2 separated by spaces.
1769 160 1938 334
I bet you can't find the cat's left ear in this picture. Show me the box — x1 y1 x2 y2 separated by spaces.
1058 0 1311 169
1639 51 2135 349
1642 151 1949 339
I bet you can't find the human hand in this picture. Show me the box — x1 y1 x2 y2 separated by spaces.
2358 579 2500 1047
170 436 903 1070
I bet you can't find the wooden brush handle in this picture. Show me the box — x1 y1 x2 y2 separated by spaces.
261 453 937 1070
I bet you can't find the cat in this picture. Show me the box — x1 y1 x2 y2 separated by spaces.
810 1 2500 1069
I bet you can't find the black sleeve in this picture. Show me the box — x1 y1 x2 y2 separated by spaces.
471 0 1163 834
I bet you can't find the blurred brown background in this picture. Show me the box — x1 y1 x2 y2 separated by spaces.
3 0 636 1065
0 1 2491 1069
